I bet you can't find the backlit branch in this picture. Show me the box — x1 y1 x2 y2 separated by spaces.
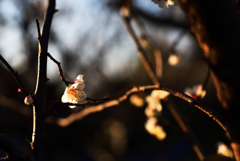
121 16 160 85
32 0 56 160
47 52 69 87
36 19 69 87
56 84 228 134
121 5 207 160
45 98 109 118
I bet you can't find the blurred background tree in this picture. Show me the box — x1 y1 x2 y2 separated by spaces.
0 0 237 160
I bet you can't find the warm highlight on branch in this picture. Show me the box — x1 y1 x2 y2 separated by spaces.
56 84 228 135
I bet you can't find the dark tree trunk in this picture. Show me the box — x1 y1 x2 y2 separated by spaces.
179 0 240 160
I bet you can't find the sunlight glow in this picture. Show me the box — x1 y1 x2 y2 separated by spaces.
217 142 233 158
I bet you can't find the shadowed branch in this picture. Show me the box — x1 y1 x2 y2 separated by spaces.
0 55 29 95
0 134 29 161
31 0 57 160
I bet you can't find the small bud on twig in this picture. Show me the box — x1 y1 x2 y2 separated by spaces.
24 95 34 105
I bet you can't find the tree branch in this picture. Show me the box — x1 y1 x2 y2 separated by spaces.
163 97 207 160
179 0 240 160
0 54 29 95
47 52 69 87
121 16 160 85
56 84 228 136
121 6 207 160
32 0 56 160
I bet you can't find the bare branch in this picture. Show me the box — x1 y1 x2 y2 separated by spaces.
0 54 29 95
32 0 56 160
55 84 228 136
45 98 109 118
121 16 160 85
121 6 207 160
165 29 187 57
163 96 207 160
47 52 69 87
179 1 240 159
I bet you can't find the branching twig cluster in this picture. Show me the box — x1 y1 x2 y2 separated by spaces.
120 3 208 160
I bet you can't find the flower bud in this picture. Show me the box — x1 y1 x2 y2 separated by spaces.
18 88 22 93
24 95 33 105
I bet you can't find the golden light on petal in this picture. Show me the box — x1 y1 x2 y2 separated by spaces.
129 94 144 107
184 84 206 100
151 90 169 99
217 142 233 158
145 117 166 140
146 95 162 112
145 106 156 118
61 74 87 108
145 117 158 134
201 90 206 98
154 126 167 140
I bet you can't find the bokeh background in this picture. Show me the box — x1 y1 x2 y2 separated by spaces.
0 0 232 161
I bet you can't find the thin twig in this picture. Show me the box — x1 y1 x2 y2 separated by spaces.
36 19 43 50
165 29 187 57
121 16 160 85
159 84 228 132
46 98 109 115
56 86 148 126
132 11 163 80
0 54 29 95
37 19 69 87
47 52 69 87
153 49 163 80
30 106 36 150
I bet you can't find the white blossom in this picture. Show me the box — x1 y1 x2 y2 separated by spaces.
145 117 166 140
217 142 233 158
145 90 169 114
61 75 87 108
184 84 206 100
